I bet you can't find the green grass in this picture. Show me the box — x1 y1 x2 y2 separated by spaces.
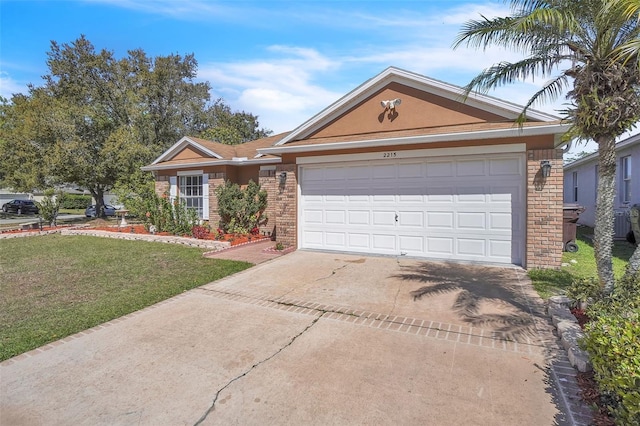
529 226 635 299
0 235 252 361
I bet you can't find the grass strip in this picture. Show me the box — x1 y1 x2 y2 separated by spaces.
0 235 251 360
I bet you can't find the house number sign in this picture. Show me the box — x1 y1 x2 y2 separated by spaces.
383 152 397 158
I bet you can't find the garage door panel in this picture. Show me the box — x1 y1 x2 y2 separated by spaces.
456 238 486 256
348 233 370 248
398 163 424 178
425 190 455 202
489 212 512 230
348 210 370 225
427 237 454 255
325 195 346 202
456 160 486 176
303 231 323 246
325 210 346 224
490 240 512 258
399 235 424 253
372 234 396 251
426 211 454 229
426 161 454 177
457 212 486 229
398 211 424 227
325 232 346 247
349 166 371 180
373 211 396 226
304 210 323 224
490 158 521 175
300 154 524 265
372 165 396 179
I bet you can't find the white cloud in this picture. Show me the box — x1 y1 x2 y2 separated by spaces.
199 47 344 133
0 72 27 100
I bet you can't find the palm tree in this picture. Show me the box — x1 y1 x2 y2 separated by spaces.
453 0 640 293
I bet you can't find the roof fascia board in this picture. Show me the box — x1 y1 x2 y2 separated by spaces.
564 132 640 170
259 124 570 156
141 157 281 172
151 136 223 165
276 67 559 146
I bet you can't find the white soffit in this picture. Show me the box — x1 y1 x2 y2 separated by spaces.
260 124 569 156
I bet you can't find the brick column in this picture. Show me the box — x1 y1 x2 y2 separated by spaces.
155 176 169 197
207 172 226 229
275 164 297 248
259 169 277 238
526 148 564 268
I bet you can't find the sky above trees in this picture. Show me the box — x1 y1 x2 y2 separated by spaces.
1 0 635 152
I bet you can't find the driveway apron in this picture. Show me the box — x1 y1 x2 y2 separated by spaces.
1 251 566 425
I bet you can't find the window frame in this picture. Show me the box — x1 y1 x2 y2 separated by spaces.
621 156 631 204
572 171 578 203
178 174 204 218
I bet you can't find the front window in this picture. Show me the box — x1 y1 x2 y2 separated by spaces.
622 156 631 203
179 175 203 217
572 171 578 202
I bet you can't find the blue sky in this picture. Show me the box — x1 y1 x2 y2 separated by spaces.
0 0 606 153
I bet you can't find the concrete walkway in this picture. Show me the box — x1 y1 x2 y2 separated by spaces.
1 251 572 425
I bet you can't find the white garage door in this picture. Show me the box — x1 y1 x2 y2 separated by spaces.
299 153 525 265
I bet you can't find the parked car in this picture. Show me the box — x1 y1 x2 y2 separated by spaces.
1 199 39 215
85 204 118 217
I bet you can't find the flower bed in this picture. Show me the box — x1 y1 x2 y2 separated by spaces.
91 224 270 246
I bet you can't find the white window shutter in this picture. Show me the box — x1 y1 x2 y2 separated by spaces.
169 176 177 202
202 174 209 220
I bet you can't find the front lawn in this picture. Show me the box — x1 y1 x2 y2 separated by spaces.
529 226 635 299
0 235 251 361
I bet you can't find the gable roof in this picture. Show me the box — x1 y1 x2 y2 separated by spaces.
274 66 561 147
564 132 640 170
141 133 288 172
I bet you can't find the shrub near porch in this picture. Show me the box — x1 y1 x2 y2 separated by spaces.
215 180 267 235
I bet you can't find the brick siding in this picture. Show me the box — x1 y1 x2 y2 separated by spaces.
259 170 277 238
274 164 297 248
155 177 169 197
526 149 564 268
207 173 226 229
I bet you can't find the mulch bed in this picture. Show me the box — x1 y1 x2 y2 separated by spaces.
91 224 270 246
1 222 272 247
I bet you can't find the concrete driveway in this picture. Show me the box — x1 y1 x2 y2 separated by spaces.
1 251 567 425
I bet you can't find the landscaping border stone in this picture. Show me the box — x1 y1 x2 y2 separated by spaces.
547 296 592 373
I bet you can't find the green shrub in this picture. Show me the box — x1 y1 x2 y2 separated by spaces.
142 192 199 236
215 180 267 233
36 189 64 226
582 271 640 425
566 276 602 307
59 194 92 209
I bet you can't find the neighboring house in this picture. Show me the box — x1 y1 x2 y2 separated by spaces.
143 67 570 268
563 133 640 238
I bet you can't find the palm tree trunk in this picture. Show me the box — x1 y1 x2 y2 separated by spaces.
623 244 640 280
594 136 617 294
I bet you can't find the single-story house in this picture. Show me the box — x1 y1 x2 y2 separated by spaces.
563 133 639 238
143 67 571 268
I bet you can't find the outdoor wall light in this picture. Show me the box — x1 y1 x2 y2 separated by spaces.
278 171 287 185
540 160 552 178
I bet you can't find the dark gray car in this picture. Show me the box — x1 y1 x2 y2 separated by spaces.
1 199 40 215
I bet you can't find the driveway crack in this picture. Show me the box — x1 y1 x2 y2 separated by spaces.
193 315 322 425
